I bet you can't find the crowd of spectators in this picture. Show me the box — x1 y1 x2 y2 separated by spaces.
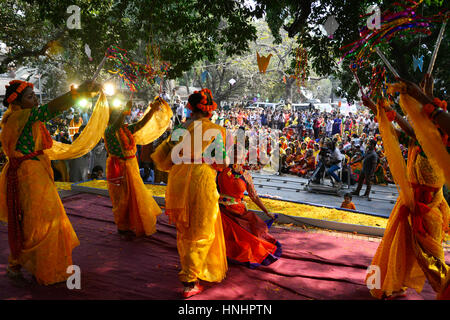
0 95 398 193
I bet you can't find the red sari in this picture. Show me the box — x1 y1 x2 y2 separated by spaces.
217 166 281 268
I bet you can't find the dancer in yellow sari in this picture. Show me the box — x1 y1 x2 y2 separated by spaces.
105 97 172 237
152 88 227 298
362 86 449 300
0 80 102 285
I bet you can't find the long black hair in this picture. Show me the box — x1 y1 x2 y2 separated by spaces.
3 81 28 107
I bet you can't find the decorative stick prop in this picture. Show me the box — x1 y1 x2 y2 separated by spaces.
91 55 107 82
349 64 366 96
375 47 400 78
426 20 447 75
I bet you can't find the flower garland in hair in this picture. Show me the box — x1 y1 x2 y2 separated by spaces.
6 80 34 104
186 88 217 115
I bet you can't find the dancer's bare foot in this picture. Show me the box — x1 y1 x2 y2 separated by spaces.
118 229 135 241
6 266 22 279
6 266 32 287
182 282 204 299
383 289 407 300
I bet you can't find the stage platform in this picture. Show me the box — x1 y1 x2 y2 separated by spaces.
251 172 397 218
1 193 448 300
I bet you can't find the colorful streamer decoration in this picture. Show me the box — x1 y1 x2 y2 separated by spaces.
256 52 272 73
340 0 446 66
349 63 366 97
368 65 389 100
105 45 170 92
291 47 308 89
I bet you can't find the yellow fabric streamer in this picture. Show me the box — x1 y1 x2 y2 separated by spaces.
389 83 450 186
376 103 414 209
45 93 110 160
133 97 173 145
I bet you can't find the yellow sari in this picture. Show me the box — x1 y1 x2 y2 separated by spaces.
152 118 228 283
0 94 110 285
368 98 449 299
0 106 79 285
105 98 172 236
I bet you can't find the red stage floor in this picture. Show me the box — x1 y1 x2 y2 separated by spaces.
0 193 447 300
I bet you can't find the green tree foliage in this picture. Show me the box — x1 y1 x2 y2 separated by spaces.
259 0 450 101
1 0 448 102
0 0 260 96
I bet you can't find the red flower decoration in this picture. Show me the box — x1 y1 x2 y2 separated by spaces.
423 104 436 118
6 80 34 104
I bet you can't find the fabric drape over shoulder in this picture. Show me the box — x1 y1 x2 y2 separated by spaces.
376 103 414 209
133 97 173 145
44 93 110 160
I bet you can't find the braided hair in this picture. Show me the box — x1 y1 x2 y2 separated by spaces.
3 80 34 107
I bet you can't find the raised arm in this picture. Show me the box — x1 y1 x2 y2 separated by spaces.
396 77 450 136
130 97 162 132
47 80 100 114
361 95 416 139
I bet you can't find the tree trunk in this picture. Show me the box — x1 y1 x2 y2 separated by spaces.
183 72 190 95
285 78 295 102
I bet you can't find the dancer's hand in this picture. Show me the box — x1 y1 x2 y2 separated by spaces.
265 210 276 220
150 97 162 113
398 78 432 105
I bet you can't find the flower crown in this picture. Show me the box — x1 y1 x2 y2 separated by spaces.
6 80 34 104
186 88 217 115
